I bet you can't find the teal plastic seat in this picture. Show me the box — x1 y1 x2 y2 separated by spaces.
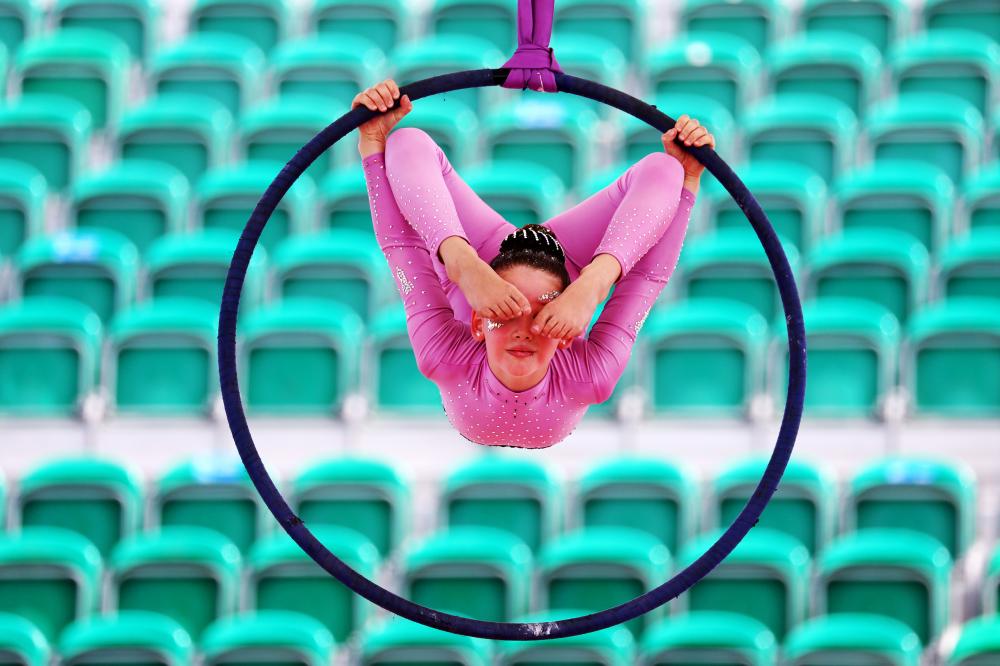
54 0 157 62
620 92 737 169
0 296 101 416
783 613 921 666
644 31 762 122
922 0 999 43
766 30 883 118
679 0 792 55
0 158 45 257
865 91 984 186
553 0 646 64
239 97 342 184
497 608 636 665
442 456 563 554
639 610 776 666
962 164 1000 232
574 457 699 556
59 611 193 666
248 526 379 644
18 457 143 558
947 616 1000 666
202 610 337 666
240 299 364 415
401 526 533 623
154 456 265 555
70 159 189 255
679 528 810 641
639 298 769 416
15 27 130 130
427 0 517 53
906 297 1000 416
318 165 379 235
806 228 930 326
888 28 1000 120
150 32 266 119
107 297 219 415
0 613 50 666
817 528 952 644
845 458 976 558
743 92 858 184
538 33 628 120
110 526 241 641
462 159 566 229
368 303 443 414
938 228 1000 302
713 457 835 555
0 527 101 641
17 228 139 324
117 93 234 187
981 544 999 614
190 0 290 54
0 93 91 191
271 35 385 109
538 526 671 640
310 0 412 56
358 615 493 665
800 0 910 55
290 457 410 559
0 0 40 54
772 298 901 418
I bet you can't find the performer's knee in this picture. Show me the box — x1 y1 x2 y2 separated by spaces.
636 151 684 182
386 126 434 158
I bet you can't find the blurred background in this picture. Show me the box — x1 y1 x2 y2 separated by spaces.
0 0 997 663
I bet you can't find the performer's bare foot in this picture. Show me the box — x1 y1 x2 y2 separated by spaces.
530 271 606 339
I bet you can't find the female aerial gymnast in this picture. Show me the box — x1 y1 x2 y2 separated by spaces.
355 79 715 448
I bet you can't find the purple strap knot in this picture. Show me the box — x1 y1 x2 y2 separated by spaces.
500 0 563 92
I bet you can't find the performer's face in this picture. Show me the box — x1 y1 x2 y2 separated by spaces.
471 264 570 391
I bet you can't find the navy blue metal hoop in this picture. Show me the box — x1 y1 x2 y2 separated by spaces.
218 69 807 641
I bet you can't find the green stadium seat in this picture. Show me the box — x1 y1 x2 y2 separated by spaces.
150 32 266 119
574 457 699 556
620 92 737 169
938 228 1000 302
543 34 627 120
845 458 976 558
0 93 91 191
981 544 999 614
765 30 883 119
644 32 762 122
538 526 671 639
17 228 139 324
272 230 390 324
817 528 952 644
15 28 130 131
553 0 645 64
947 616 1000 666
679 0 791 55
190 0 290 54
832 159 955 255
703 160 826 253
462 159 566 229
106 297 219 415
0 527 101 641
401 526 532 623
675 227 801 323
428 0 516 52
368 303 442 414
496 608 636 665
800 0 911 55
290 457 409 559
58 611 194 666
772 298 901 418
201 610 337 666
679 528 810 641
240 299 363 415
639 298 769 416
922 0 999 43
713 457 835 555
318 166 379 235
743 92 858 184
639 610 776 666
0 158 45 257
54 0 157 62
310 0 412 56
358 615 493 665
195 161 315 254
783 613 921 666
154 456 265 554
109 526 241 641
0 613 49 666
117 93 234 187
962 163 1000 232
238 97 342 184
0 473 5 529
0 297 101 416
806 228 930 326
888 28 999 120
865 92 984 186
906 297 1000 416
442 456 563 554
271 35 386 109
0 0 40 55
17 457 143 558
248 526 379 643
70 159 189 255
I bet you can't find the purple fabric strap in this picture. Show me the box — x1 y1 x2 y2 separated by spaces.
500 0 563 91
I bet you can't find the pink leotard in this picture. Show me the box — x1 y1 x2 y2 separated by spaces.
363 128 695 448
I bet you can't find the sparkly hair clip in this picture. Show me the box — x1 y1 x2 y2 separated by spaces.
538 290 561 303
485 318 505 331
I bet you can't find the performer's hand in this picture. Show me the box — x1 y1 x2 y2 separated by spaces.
353 78 412 149
662 115 715 180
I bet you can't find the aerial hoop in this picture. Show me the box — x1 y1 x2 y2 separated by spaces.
218 68 807 640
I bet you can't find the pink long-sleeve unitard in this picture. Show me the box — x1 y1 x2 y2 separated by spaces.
363 128 695 448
